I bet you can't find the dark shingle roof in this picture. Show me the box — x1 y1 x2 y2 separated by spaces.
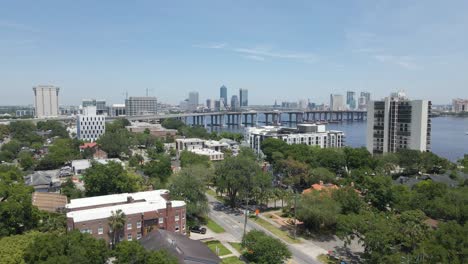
140 230 221 264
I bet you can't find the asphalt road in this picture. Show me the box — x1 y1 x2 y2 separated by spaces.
207 194 322 264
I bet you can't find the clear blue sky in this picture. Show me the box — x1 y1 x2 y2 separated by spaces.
1 0 467 105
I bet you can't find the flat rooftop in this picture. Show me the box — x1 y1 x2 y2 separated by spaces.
67 199 185 223
66 189 169 210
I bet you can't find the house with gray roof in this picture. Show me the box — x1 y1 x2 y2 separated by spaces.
140 229 221 264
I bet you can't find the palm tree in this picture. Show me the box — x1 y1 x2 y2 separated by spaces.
108 209 126 249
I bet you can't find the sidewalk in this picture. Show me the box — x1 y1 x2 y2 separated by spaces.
257 213 328 259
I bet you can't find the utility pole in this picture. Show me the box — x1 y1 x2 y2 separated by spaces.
293 189 298 240
243 196 249 242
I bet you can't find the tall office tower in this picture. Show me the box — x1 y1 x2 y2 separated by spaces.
188 91 199 111
239 89 248 107
214 100 221 111
230 95 240 111
366 91 431 155
220 85 228 107
346 91 356 110
82 99 107 115
206 99 213 110
361 91 371 103
125 96 157 116
330 94 345 111
33 85 60 118
77 106 105 142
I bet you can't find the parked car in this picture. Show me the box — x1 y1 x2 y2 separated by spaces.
190 226 207 234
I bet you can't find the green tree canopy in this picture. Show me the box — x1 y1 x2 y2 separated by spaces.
113 240 178 264
0 165 38 237
179 150 211 168
36 138 80 170
83 161 142 197
36 120 69 138
23 231 109 264
161 118 185 130
214 150 261 207
168 165 211 219
242 230 291 264
143 154 173 185
297 191 341 232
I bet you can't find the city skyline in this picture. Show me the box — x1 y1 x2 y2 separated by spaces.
2 1 468 105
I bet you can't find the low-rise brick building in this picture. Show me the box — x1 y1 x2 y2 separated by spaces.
66 190 186 245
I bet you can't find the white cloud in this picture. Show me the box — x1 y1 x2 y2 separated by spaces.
243 55 265 61
374 54 419 70
192 42 227 49
194 42 317 63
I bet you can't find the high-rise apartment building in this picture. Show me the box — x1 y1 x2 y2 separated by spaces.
366 92 431 155
346 91 356 110
125 97 157 116
33 85 60 118
358 91 371 110
77 106 105 142
330 94 345 111
220 85 228 107
230 95 240 111
188 92 199 111
239 89 248 107
452 98 468 113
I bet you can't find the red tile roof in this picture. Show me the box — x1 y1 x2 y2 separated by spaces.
79 142 97 149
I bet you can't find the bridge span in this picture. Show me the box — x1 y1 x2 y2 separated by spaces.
1 110 366 127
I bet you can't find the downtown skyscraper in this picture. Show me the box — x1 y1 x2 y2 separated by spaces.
239 89 248 107
220 85 228 107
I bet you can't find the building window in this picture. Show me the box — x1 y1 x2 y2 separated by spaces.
175 225 180 232
159 217 164 224
127 234 132 241
175 214 180 221
137 232 142 240
127 223 132 230
98 227 103 235
137 221 141 229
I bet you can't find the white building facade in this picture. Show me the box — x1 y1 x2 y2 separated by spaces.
245 124 345 154
33 85 60 118
366 92 431 154
77 106 106 142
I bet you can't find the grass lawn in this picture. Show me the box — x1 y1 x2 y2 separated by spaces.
206 218 226 233
222 256 245 264
205 240 232 256
317 254 336 264
206 189 224 202
251 217 300 244
228 242 243 254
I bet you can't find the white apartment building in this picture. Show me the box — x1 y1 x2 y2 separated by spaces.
366 91 431 154
452 98 468 113
33 85 60 118
77 106 106 142
245 124 345 154
175 138 205 152
188 148 224 161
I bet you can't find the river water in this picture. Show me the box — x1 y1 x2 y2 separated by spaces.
205 115 467 162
